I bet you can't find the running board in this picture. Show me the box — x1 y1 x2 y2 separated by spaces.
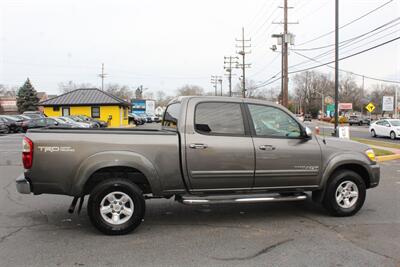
178 193 307 205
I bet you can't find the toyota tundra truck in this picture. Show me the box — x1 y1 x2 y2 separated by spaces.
16 96 380 235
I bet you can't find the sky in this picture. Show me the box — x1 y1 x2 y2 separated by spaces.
1 0 399 96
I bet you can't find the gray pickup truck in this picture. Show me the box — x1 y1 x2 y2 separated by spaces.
16 96 380 235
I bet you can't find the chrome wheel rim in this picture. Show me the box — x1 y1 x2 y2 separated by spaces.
391 132 395 139
371 130 375 137
335 181 359 209
100 191 134 225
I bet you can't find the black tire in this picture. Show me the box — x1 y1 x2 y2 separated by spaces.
390 131 396 140
323 170 366 217
359 122 362 126
371 129 376 137
88 178 145 235
349 123 352 126
4 126 9 134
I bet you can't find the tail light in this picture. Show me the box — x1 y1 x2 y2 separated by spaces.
22 137 33 169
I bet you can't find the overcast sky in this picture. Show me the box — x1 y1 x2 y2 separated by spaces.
1 0 399 96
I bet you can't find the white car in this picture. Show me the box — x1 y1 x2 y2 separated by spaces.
369 119 400 140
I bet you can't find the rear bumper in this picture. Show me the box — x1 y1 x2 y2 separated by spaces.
369 164 380 188
16 174 32 194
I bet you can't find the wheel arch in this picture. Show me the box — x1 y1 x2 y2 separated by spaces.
70 151 162 196
314 156 372 202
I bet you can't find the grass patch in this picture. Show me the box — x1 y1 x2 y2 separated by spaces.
372 147 394 157
351 137 400 150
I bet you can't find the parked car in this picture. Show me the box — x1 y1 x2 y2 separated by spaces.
68 116 97 128
58 116 91 128
130 114 145 125
139 113 149 123
16 96 380 235
369 119 400 140
22 111 45 119
77 115 107 128
0 115 23 133
303 114 312 122
349 115 370 126
24 117 78 130
0 118 8 134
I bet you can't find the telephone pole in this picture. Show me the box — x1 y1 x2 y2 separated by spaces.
224 56 239 97
236 27 251 98
334 0 339 136
272 0 297 107
98 63 108 91
211 75 222 96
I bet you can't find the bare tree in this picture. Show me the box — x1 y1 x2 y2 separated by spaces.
105 83 133 100
176 85 205 96
58 81 95 93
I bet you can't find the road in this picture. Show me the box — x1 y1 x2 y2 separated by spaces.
306 120 400 144
0 132 399 266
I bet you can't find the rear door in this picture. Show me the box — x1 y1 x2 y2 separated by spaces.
185 99 255 190
246 104 322 188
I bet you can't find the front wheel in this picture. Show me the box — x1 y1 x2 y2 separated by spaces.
323 170 366 217
390 131 396 140
88 179 145 235
371 129 376 137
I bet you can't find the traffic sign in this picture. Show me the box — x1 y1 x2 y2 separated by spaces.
365 102 375 113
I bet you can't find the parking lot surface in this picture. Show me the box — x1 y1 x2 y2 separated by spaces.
0 133 399 266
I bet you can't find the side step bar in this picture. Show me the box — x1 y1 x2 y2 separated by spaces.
178 193 307 205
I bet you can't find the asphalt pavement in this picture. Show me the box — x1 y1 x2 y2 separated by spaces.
0 132 399 266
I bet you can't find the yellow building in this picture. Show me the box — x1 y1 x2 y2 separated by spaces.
40 88 130 127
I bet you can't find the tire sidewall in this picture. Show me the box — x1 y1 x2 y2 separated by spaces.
390 131 395 140
88 179 145 235
324 170 366 216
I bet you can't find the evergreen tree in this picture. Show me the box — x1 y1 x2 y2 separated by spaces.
16 78 39 113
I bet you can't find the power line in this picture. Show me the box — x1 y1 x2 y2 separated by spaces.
293 51 400 84
292 17 400 51
289 36 400 74
254 36 400 87
289 19 400 70
296 0 395 46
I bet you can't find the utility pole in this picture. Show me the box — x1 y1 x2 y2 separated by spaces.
218 78 223 96
211 75 222 96
224 56 239 97
236 27 251 98
334 0 339 136
98 63 108 91
272 0 297 107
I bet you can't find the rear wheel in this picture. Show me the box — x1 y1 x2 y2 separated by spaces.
323 170 366 217
88 178 145 235
390 131 396 140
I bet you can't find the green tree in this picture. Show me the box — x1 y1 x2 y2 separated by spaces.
16 78 39 113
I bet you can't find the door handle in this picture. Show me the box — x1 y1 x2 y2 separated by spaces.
189 143 208 149
259 145 276 151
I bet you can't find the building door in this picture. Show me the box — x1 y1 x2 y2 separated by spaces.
62 107 70 116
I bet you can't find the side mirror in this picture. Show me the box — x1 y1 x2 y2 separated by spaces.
304 127 312 138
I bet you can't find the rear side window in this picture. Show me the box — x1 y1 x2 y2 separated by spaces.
162 103 181 129
195 102 244 135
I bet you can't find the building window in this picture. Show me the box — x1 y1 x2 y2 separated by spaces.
91 106 100 118
62 107 70 116
53 106 60 112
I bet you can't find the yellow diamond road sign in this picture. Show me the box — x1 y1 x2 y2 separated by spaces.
366 102 375 113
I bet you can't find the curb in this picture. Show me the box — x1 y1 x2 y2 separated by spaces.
376 154 400 162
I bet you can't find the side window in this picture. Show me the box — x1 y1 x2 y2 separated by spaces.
91 107 100 118
195 102 244 135
162 103 181 129
248 104 301 138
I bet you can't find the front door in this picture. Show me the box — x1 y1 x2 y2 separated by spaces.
185 100 255 190
246 104 322 189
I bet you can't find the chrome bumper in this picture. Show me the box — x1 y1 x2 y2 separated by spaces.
16 174 31 194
